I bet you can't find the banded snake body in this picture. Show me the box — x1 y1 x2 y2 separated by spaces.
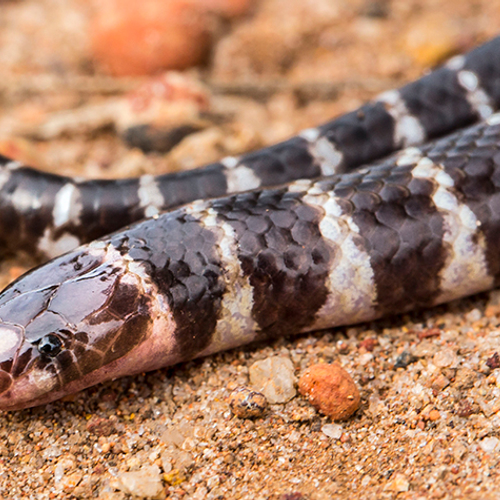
0 37 499 410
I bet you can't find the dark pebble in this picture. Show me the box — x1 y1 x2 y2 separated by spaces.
394 351 418 369
228 386 268 418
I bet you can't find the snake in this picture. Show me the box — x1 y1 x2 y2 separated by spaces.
0 37 498 410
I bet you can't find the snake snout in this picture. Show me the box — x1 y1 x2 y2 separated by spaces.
0 323 24 393
0 323 25 406
0 323 23 365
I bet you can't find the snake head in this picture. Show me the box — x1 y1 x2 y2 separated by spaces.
0 240 176 410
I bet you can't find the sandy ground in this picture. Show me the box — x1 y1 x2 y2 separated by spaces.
1 1 500 499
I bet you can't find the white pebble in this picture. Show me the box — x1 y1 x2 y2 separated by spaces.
114 465 163 499
358 353 373 365
433 349 458 368
465 308 483 323
385 473 410 492
321 423 343 439
249 356 296 403
160 428 185 448
479 437 500 453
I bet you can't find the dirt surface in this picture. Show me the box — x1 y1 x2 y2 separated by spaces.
1 1 500 499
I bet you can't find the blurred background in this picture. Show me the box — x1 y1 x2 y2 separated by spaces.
0 0 498 183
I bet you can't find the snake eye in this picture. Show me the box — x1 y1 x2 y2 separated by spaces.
37 334 63 357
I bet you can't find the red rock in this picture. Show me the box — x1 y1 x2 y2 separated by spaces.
486 352 500 369
90 0 210 76
456 399 474 418
358 337 377 352
416 327 441 340
298 363 360 421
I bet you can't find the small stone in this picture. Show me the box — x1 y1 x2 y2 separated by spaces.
298 363 360 421
452 439 468 461
172 450 194 471
366 394 384 417
479 437 500 453
428 409 440 422
321 423 343 439
385 473 409 492
340 433 351 444
456 399 475 418
430 374 450 393
465 308 483 323
160 428 186 448
394 351 417 369
249 356 296 404
114 465 164 499
289 405 316 422
337 341 350 354
161 452 173 474
358 352 373 366
433 349 458 368
228 386 268 418
86 416 117 437
486 352 500 370
454 368 477 390
72 474 94 498
416 328 441 340
56 471 83 493
54 456 76 481
97 437 111 454
358 338 377 352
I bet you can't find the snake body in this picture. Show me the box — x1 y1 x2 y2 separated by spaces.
0 38 499 409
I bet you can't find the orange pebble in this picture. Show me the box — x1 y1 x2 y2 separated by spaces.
298 363 360 421
428 409 441 422
90 0 210 76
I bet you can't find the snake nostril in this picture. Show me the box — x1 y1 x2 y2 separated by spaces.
0 371 12 394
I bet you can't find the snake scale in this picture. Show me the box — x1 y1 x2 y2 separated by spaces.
0 37 499 410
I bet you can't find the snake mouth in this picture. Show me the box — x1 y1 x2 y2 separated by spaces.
0 363 62 411
0 376 38 411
